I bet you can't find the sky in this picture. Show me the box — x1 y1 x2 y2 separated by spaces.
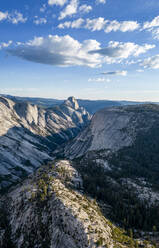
1 0 159 101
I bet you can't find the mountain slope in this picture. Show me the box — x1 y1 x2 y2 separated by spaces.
63 104 159 158
0 96 91 192
61 104 159 232
0 160 142 248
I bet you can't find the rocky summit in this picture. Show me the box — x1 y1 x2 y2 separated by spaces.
0 96 91 191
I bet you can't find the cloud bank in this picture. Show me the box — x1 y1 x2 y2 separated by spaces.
89 41 155 63
7 35 155 68
8 35 101 68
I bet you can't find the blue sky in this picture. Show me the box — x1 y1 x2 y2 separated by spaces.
1 0 159 100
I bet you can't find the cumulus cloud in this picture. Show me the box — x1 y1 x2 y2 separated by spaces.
96 0 106 4
58 17 140 32
0 11 8 21
8 11 27 24
143 16 159 29
85 17 106 31
142 16 159 40
0 10 27 24
58 17 105 30
86 18 140 32
104 20 140 33
88 77 111 82
89 41 155 63
79 4 92 14
33 17 47 25
59 0 78 20
141 55 159 69
58 18 84 28
7 36 155 68
7 35 102 68
58 0 92 20
48 0 67 6
151 28 159 40
101 70 127 76
0 40 12 49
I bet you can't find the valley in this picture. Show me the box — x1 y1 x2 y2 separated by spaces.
0 96 159 247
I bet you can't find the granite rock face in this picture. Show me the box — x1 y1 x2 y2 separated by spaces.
0 160 133 248
63 104 158 159
61 104 159 230
0 96 91 191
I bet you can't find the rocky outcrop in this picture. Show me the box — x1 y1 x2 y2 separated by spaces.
0 96 91 191
0 160 136 248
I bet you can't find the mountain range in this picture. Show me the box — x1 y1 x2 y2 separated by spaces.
0 94 151 114
0 96 90 192
0 96 158 247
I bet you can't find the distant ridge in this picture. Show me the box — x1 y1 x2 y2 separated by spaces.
1 93 156 114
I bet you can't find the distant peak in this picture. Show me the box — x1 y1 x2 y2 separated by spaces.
67 96 76 102
64 96 79 110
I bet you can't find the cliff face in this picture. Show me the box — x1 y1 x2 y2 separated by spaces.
63 104 159 158
61 104 159 233
0 160 136 248
0 96 91 191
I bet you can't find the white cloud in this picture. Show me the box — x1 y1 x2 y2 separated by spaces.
79 4 92 14
8 35 102 68
104 20 140 33
48 0 67 6
89 41 155 63
142 16 159 40
58 0 91 20
88 77 111 82
8 11 27 24
151 28 159 40
7 36 155 68
58 17 140 32
59 0 78 20
58 18 84 28
33 18 47 25
85 17 106 31
0 10 27 24
0 11 8 21
141 55 159 69
40 4 47 12
0 40 12 49
96 0 106 4
101 70 127 76
85 18 140 32
143 16 159 29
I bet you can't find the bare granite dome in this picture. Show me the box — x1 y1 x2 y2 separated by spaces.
64 96 79 110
